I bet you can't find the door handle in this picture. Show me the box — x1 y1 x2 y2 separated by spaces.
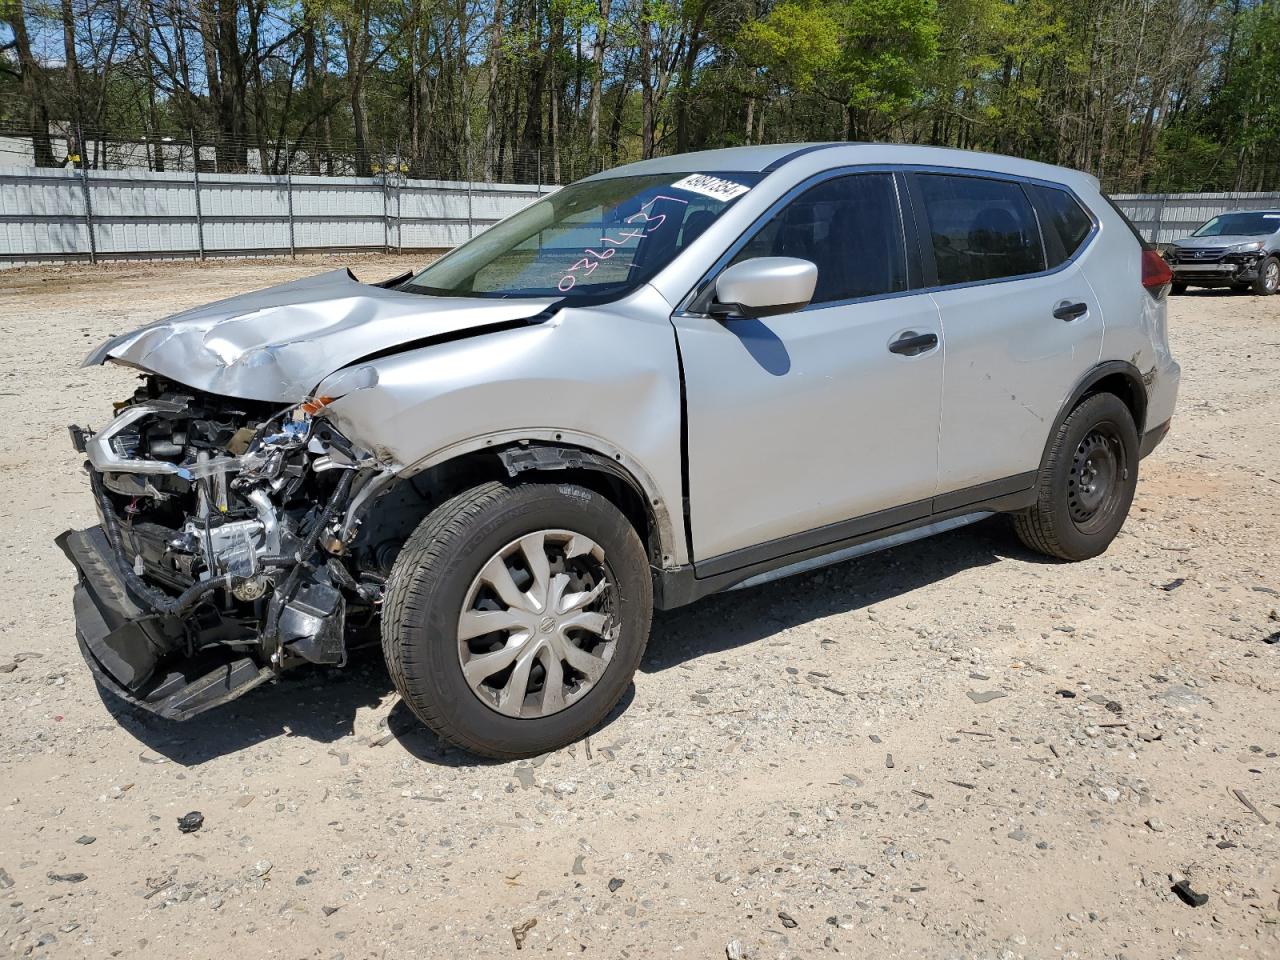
888 331 939 356
1053 300 1089 322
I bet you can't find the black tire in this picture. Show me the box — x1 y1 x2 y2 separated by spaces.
1170 281 1188 296
1251 255 1280 295
1013 393 1139 562
382 481 652 759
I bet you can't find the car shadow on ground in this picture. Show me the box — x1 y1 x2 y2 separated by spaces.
642 515 1046 672
102 651 638 768
101 516 1046 766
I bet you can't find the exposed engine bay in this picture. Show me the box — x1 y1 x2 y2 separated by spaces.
58 375 390 718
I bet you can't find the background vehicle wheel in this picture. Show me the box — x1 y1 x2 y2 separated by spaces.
382 481 652 760
1251 256 1279 295
1170 281 1187 295
1013 393 1139 561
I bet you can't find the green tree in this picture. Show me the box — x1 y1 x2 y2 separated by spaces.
739 0 939 140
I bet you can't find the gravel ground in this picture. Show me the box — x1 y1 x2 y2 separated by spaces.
0 255 1277 960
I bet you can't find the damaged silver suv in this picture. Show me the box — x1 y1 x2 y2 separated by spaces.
61 144 1180 759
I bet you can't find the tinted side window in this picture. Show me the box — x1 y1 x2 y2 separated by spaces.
732 173 908 304
1028 184 1094 267
916 174 1046 285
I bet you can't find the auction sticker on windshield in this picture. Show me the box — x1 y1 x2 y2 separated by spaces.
671 174 751 201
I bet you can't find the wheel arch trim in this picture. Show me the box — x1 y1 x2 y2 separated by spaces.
1039 360 1148 470
342 428 682 568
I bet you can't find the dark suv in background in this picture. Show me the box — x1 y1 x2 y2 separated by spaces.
1163 210 1280 295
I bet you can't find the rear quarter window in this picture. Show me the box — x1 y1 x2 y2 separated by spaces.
1027 184 1095 267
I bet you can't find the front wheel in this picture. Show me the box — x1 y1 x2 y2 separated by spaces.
1013 393 1139 561
1252 255 1280 295
382 481 652 759
1170 281 1188 296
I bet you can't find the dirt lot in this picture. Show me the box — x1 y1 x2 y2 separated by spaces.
0 255 1277 960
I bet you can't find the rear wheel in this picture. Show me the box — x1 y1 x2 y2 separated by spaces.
1013 393 1139 561
382 481 652 759
1252 255 1280 295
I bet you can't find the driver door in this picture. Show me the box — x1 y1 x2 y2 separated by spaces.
672 172 944 570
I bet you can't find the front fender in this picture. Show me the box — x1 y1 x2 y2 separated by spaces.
321 291 689 566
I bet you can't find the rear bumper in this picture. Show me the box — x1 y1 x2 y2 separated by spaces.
1144 355 1179 446
57 525 272 720
1139 419 1170 458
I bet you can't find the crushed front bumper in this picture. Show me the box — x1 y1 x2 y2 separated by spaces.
57 525 273 719
1169 257 1263 284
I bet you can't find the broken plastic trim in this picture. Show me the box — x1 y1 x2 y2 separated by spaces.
85 401 243 481
260 469 356 662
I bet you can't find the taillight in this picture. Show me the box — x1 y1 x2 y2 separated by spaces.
1141 248 1173 298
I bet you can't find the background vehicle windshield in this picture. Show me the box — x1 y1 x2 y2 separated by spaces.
1191 212 1280 237
401 172 761 300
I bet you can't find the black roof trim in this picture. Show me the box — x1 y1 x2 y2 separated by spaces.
761 143 855 173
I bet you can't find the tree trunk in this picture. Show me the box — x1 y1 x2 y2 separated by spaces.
7 4 55 166
549 6 565 182
484 0 506 180
302 16 321 173
587 0 611 160
342 7 373 177
351 72 372 177
519 0 547 178
142 5 165 171
674 2 707 153
197 0 247 171
639 5 655 157
456 0 473 182
61 0 86 167
607 52 633 166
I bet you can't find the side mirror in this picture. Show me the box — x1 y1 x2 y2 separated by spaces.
710 257 817 319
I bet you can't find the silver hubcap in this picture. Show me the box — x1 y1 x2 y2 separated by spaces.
457 530 617 718
1267 261 1279 290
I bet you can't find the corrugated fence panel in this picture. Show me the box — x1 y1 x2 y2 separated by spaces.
1111 192 1280 244
292 176 388 250
90 170 200 254
0 168 89 260
0 167 542 264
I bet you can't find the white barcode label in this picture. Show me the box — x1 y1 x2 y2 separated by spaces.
671 174 751 202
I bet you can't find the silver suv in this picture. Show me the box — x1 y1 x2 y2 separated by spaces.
60 144 1180 758
1164 209 1280 295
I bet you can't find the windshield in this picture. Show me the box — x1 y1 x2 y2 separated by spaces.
401 172 762 300
1191 212 1280 237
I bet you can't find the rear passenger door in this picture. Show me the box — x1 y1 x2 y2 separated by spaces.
907 172 1103 500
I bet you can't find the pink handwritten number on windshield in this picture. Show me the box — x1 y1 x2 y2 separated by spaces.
557 194 688 292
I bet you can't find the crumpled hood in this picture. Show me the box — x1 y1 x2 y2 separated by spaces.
1171 234 1272 250
84 269 558 402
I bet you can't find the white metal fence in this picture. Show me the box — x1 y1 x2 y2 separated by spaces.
0 166 549 266
3 167 1276 266
1110 191 1280 244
